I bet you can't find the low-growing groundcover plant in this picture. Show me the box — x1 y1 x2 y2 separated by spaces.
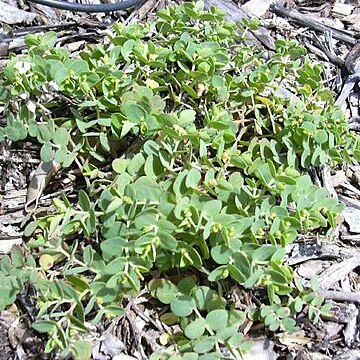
0 1 359 358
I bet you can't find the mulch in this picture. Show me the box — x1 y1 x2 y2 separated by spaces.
1 0 360 359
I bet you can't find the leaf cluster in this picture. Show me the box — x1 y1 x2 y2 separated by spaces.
149 277 251 359
0 1 356 358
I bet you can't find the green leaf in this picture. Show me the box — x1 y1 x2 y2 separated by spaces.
66 275 89 292
11 246 24 267
62 151 78 168
151 279 178 304
121 121 137 138
228 332 244 347
216 325 238 341
0 3 352 348
228 264 246 283
103 305 125 317
66 59 89 73
24 220 39 237
79 190 91 211
102 257 126 275
243 269 262 288
252 246 277 263
211 245 232 265
5 125 25 141
160 312 179 325
112 159 130 174
122 103 147 123
205 309 228 331
40 142 53 162
184 318 206 339
179 109 196 127
54 127 69 146
100 237 126 262
271 248 286 263
182 353 199 360
32 320 57 333
321 303 332 314
173 170 188 197
127 153 145 176
121 39 136 61
55 145 68 163
310 276 319 291
192 336 216 353
177 276 196 294
144 154 164 178
282 317 297 332
0 274 22 310
208 266 227 281
311 295 325 307
192 286 223 312
241 89 255 97
170 295 195 317
72 340 92 360
38 124 53 142
201 200 222 218
268 269 287 284
99 132 110 152
186 168 201 189
211 75 224 87
182 84 199 98
158 231 178 251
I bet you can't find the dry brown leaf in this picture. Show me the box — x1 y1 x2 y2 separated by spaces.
277 330 311 347
25 160 61 212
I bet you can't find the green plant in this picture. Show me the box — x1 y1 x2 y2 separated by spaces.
0 1 357 358
148 278 253 359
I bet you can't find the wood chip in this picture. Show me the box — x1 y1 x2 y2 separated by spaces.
0 1 38 25
270 4 357 45
319 290 360 303
317 256 360 289
296 260 328 279
341 234 360 242
343 303 358 347
302 352 331 360
328 302 357 324
334 350 360 360
332 3 354 17
338 194 360 210
286 242 342 266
